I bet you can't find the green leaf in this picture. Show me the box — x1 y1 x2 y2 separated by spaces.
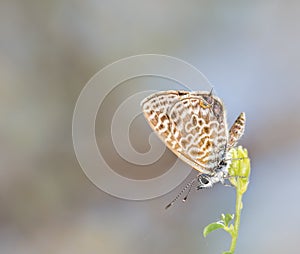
203 222 224 237
223 213 234 226
223 252 233 254
221 213 226 221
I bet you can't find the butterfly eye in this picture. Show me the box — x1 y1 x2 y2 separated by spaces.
199 176 209 185
197 176 212 190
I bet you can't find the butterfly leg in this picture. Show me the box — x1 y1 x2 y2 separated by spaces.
221 177 235 187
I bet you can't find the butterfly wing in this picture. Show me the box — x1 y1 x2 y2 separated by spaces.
168 92 228 173
228 112 246 149
141 90 184 154
141 90 228 174
141 91 206 171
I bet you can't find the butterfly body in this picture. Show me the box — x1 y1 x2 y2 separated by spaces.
141 90 245 191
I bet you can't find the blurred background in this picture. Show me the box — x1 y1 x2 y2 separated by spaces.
1 1 300 253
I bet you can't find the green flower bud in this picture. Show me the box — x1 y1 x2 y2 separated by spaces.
228 146 251 194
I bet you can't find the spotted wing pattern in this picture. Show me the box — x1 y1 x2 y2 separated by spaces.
141 90 229 174
141 91 181 149
228 112 246 150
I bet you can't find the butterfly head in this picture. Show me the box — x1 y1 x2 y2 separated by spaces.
197 170 227 189
197 174 214 189
197 159 230 189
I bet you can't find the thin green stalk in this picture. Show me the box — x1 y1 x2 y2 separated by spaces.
203 146 250 254
229 190 242 253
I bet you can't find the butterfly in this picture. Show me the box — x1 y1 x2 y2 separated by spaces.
141 90 246 208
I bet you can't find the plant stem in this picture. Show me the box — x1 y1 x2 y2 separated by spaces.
229 189 243 253
203 147 250 254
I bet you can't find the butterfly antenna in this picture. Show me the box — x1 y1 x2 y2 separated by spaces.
165 177 197 209
182 180 194 202
209 87 214 97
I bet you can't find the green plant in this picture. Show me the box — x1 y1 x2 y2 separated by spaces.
203 146 251 254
